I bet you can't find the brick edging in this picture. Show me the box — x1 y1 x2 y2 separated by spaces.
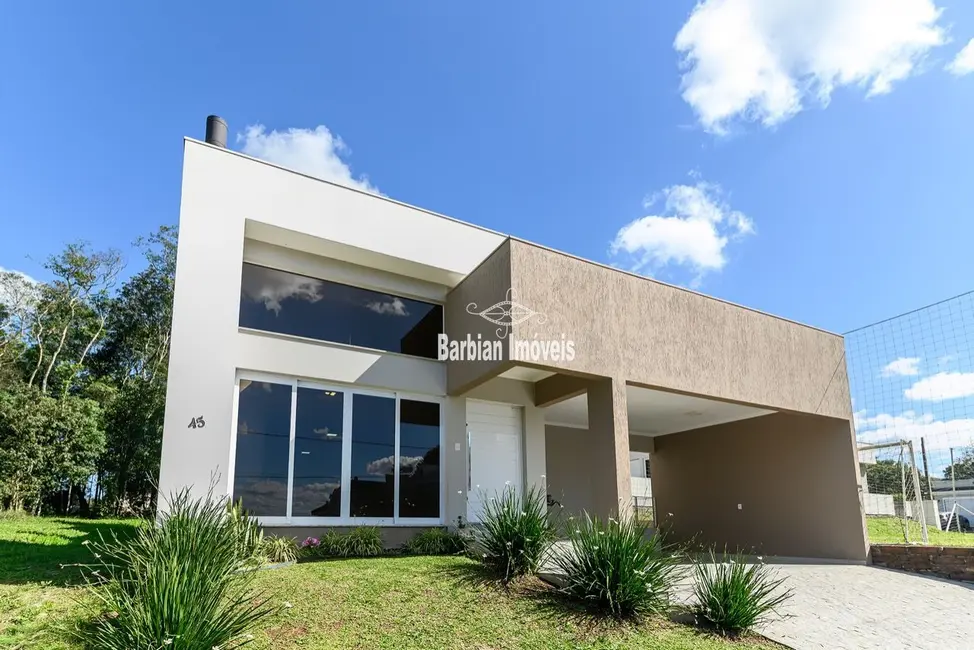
870 544 974 582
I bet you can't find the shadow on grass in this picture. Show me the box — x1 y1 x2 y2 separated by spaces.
437 557 781 647
436 558 652 637
0 517 143 586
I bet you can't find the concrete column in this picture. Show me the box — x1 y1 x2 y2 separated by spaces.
587 377 631 518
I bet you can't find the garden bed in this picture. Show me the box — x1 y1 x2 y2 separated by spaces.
0 515 782 650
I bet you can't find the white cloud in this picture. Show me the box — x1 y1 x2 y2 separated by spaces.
881 356 921 377
366 454 424 476
241 265 323 315
609 180 753 282
238 124 379 193
947 38 974 76
905 372 974 401
674 0 947 133
856 410 974 458
366 298 409 317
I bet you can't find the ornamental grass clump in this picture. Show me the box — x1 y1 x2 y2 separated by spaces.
226 497 264 567
402 528 468 556
692 548 792 635
552 514 683 620
342 526 384 557
262 535 298 564
78 488 278 650
477 485 556 583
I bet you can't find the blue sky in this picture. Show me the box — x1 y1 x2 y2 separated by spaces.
2 0 974 339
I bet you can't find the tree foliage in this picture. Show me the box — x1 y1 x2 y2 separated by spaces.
0 226 175 515
943 448 974 480
865 459 931 497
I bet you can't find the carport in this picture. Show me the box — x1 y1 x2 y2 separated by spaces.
540 381 867 561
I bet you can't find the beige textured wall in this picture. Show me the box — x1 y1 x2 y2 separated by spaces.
544 426 596 517
545 427 653 518
651 412 868 561
508 240 852 420
445 240 513 394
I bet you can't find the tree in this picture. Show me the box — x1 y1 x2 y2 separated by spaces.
0 227 175 515
0 270 40 387
91 226 176 514
0 384 104 513
864 459 931 497
943 448 974 480
30 243 122 394
91 226 175 385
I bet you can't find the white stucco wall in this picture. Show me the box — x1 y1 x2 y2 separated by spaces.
158 140 505 512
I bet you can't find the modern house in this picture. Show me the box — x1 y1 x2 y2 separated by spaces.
158 118 869 561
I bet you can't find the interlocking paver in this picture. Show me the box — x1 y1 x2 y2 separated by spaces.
742 564 974 650
544 543 974 650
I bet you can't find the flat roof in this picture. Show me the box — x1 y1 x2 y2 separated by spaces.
184 137 840 337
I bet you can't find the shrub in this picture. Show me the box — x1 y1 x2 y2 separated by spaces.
79 488 278 650
477 485 556 583
315 531 346 557
692 548 792 634
343 526 384 557
262 535 298 564
552 514 683 619
226 497 264 566
403 528 467 556
299 535 322 558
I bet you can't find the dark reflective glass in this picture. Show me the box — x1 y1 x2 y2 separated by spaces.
293 388 344 517
399 400 440 518
232 381 291 516
350 394 396 518
239 264 443 359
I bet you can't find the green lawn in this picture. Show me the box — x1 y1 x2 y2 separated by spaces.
0 515 779 650
867 515 974 546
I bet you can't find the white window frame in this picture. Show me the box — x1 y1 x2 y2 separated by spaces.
229 370 445 527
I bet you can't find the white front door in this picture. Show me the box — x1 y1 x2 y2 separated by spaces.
466 400 523 523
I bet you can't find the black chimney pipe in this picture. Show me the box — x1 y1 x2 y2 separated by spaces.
205 115 228 148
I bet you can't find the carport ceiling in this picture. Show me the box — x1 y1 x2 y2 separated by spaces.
543 385 774 436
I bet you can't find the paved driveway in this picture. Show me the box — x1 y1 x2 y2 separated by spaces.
683 563 974 650
543 544 974 649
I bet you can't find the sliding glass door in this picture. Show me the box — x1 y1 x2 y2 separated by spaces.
349 394 396 518
230 374 443 525
232 380 291 517
292 387 344 517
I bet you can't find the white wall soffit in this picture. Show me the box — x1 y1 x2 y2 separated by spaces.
243 238 450 303
543 385 774 437
186 140 507 287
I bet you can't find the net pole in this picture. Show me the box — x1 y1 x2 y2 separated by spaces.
908 440 928 544
900 448 909 543
921 437 931 500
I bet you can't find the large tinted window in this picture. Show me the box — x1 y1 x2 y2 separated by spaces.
293 388 344 517
239 264 443 359
349 394 396 518
398 400 440 518
232 381 291 516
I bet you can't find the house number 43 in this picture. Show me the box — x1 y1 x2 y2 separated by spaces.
187 416 206 429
